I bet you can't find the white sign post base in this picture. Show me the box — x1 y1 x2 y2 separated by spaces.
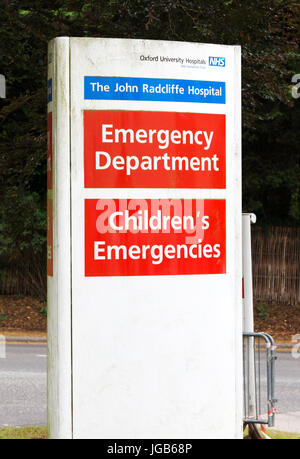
47 37 242 439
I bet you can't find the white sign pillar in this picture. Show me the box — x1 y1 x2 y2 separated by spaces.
242 213 257 332
48 37 242 439
0 74 6 98
242 213 257 418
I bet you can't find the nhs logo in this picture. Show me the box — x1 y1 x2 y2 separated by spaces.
209 57 226 67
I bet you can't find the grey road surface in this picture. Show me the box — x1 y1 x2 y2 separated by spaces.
0 343 299 433
248 350 300 433
270 351 300 433
0 343 46 428
274 352 300 413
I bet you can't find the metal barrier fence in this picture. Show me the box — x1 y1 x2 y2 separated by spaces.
243 332 277 427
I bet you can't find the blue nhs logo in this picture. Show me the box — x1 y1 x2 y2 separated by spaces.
209 56 226 67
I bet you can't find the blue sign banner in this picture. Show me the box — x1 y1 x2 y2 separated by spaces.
47 79 52 103
84 76 225 104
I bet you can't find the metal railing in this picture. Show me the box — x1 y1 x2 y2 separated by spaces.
243 332 277 427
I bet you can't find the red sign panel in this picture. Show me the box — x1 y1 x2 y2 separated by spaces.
47 198 53 276
84 111 226 189
47 112 53 190
47 112 53 276
85 199 226 277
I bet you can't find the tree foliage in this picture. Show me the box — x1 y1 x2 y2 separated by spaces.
0 0 299 293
